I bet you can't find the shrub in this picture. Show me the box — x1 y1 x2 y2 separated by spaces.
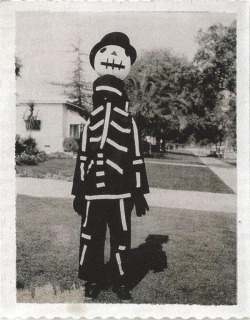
16 152 38 166
15 136 48 166
15 138 26 155
23 137 38 155
15 151 48 166
36 151 48 162
63 137 79 152
16 137 39 156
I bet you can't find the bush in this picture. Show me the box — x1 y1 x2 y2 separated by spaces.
63 137 79 152
23 137 38 155
15 151 48 166
15 136 26 155
16 152 38 166
15 136 48 166
16 137 39 156
35 151 48 162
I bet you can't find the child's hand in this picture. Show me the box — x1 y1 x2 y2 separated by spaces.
134 195 149 217
73 196 87 217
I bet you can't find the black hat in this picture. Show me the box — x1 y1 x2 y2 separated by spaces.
89 32 137 69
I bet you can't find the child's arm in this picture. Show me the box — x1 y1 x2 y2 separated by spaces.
130 117 150 216
72 121 90 214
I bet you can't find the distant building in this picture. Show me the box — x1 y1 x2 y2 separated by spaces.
16 100 86 153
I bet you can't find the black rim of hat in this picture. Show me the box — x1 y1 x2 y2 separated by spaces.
89 32 137 69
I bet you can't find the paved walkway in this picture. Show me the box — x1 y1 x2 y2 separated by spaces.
16 153 237 214
198 157 237 193
184 147 237 193
16 177 236 214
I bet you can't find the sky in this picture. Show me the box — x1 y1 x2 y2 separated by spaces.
16 11 236 101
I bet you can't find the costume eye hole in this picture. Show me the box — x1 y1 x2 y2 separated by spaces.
100 47 107 53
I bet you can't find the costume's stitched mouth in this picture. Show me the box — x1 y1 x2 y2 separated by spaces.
101 59 125 70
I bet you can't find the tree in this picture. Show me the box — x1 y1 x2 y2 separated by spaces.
189 21 236 148
194 21 236 94
125 50 190 146
51 41 92 118
123 22 236 150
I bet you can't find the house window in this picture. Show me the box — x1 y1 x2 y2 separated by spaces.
70 124 80 138
25 119 41 131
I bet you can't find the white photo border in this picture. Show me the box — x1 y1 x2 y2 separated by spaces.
0 0 249 319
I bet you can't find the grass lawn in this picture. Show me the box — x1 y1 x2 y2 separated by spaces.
16 158 75 181
16 195 236 305
146 163 234 194
16 157 234 194
15 151 202 181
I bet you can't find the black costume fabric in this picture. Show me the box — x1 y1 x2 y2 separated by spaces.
72 74 149 285
78 198 133 286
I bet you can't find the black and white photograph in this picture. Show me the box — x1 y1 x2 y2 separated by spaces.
0 1 249 319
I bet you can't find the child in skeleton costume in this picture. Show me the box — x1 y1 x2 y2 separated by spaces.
72 32 149 302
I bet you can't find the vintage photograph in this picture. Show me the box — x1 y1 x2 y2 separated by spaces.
15 10 237 306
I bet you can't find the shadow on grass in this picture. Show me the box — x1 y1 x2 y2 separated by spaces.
101 234 169 291
126 234 169 290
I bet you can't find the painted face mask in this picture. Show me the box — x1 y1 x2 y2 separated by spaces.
94 45 131 80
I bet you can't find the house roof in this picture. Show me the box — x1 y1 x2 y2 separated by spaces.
65 101 88 113
16 100 88 122
17 99 79 107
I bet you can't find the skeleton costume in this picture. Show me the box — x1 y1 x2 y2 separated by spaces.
72 32 149 299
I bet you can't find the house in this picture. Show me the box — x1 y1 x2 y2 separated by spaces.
16 100 86 153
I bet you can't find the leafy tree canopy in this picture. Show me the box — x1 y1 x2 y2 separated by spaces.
125 21 236 149
125 50 191 142
190 21 236 147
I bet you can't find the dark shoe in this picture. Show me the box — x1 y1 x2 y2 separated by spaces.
113 285 133 303
84 283 100 301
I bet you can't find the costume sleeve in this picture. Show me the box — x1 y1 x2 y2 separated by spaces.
71 120 90 196
130 117 150 195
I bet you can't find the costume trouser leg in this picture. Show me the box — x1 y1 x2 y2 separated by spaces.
78 200 107 284
108 199 132 287
78 198 133 286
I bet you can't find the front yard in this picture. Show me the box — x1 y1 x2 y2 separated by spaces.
16 151 236 304
16 195 236 304
16 153 234 194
